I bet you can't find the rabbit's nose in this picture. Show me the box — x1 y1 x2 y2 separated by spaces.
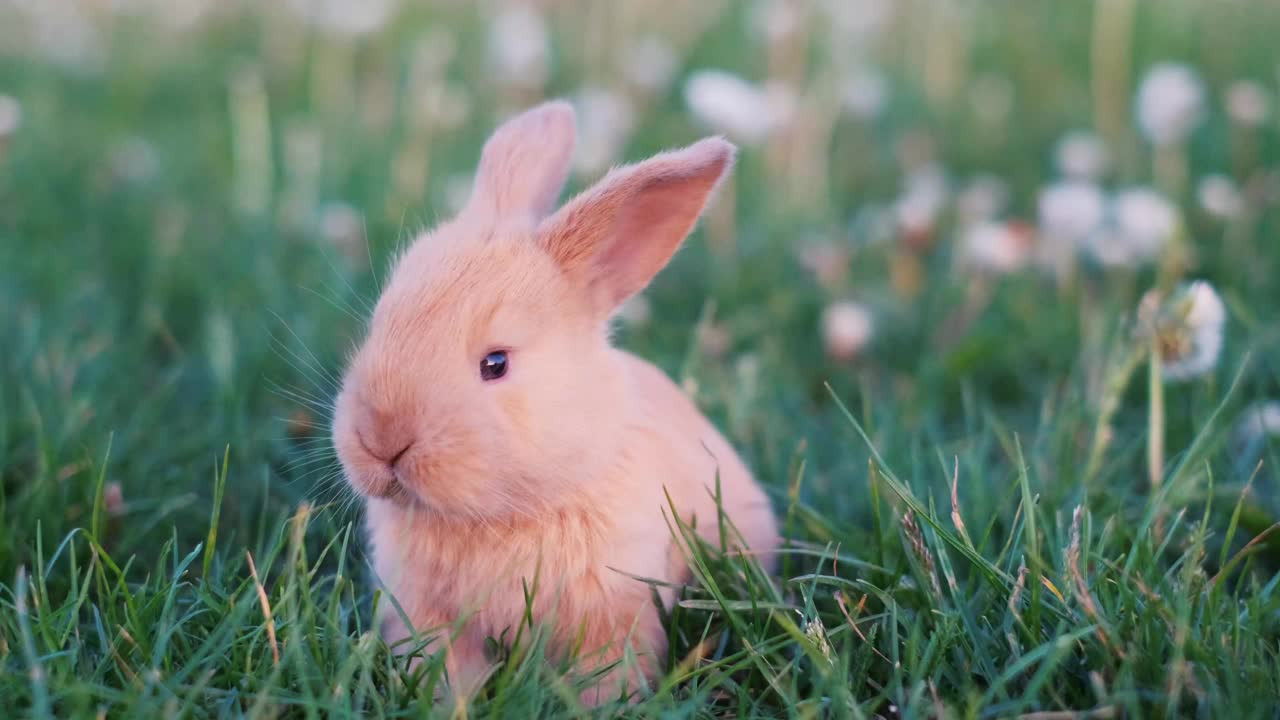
355 404 417 468
358 430 414 469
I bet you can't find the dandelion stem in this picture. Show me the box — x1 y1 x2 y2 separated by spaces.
1148 335 1166 538
1153 143 1188 198
1090 0 1138 176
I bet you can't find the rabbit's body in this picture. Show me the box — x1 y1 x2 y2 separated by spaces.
332 101 777 703
367 349 775 696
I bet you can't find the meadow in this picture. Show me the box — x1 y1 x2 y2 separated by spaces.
2 1 1280 717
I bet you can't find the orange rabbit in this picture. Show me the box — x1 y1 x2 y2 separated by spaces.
331 101 778 704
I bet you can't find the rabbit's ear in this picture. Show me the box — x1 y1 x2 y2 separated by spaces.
470 101 577 219
539 137 735 315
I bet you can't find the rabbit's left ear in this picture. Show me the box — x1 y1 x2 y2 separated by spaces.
538 137 735 316
470 101 577 219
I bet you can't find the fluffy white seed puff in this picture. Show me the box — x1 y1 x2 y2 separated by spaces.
1136 63 1205 146
1038 180 1106 243
821 301 874 361
1085 187 1180 268
1236 401 1280 444
1055 131 1109 181
0 95 22 138
1225 80 1271 127
961 221 1033 274
894 164 949 240
683 70 794 145
622 36 678 93
1138 280 1227 382
1198 174 1245 220
488 4 550 90
571 87 635 176
1035 180 1104 275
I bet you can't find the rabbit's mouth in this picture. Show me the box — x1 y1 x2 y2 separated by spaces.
368 474 411 505
339 456 412 505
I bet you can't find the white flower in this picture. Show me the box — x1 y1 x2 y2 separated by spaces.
0 95 22 138
894 164 948 240
956 175 1009 225
1055 130 1109 180
1115 187 1178 242
1113 187 1178 260
1036 180 1106 274
572 87 635 176
1225 80 1270 127
821 301 874 361
488 4 550 90
1083 187 1179 268
961 221 1033 274
683 70 792 145
1135 63 1205 146
1235 401 1280 444
284 0 399 36
1138 281 1226 382
1174 282 1227 380
842 66 890 120
622 36 679 92
894 195 938 241
904 163 948 201
1037 181 1106 242
1197 174 1244 219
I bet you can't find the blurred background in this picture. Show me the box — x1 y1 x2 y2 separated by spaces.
5 1 1280 715
2 0 1279 633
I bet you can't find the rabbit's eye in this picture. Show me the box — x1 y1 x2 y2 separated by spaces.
480 350 508 381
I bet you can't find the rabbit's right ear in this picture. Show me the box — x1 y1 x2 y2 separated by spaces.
538 137 734 318
469 101 577 219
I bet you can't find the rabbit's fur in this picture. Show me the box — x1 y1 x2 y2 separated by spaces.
332 101 778 703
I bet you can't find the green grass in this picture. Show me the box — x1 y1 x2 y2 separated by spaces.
3 1 1280 717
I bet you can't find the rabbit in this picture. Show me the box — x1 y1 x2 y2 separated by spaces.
330 100 778 705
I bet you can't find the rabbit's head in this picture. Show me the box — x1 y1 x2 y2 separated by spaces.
332 101 734 518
